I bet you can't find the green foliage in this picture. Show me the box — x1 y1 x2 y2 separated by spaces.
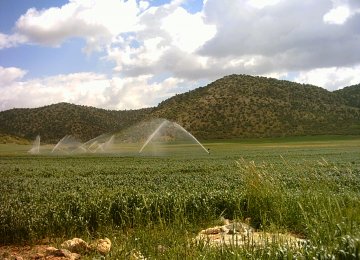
0 133 30 144
1 75 360 143
334 83 360 108
1 139 360 259
154 74 360 139
0 102 153 143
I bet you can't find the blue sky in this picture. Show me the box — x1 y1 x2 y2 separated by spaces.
0 0 360 110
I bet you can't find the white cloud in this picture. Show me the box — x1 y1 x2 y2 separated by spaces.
160 7 216 52
200 0 360 72
0 69 186 111
109 36 169 73
1 0 360 112
14 0 142 52
1 1 216 111
139 0 150 11
0 66 27 85
0 33 27 49
105 75 184 109
100 0 360 89
0 72 109 110
323 5 351 24
294 66 360 90
105 2 216 80
324 0 360 24
247 0 281 9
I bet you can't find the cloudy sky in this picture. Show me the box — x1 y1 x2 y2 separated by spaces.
1 0 360 111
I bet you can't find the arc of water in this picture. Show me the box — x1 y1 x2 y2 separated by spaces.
35 135 40 153
88 141 99 153
103 135 114 151
139 120 168 153
78 146 88 152
51 135 68 153
76 143 89 153
81 133 108 148
77 133 113 153
95 143 105 153
29 135 41 154
173 123 209 154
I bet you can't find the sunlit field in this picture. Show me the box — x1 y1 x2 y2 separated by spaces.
1 136 360 259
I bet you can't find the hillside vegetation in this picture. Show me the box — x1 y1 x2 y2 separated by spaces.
0 103 152 143
0 74 360 142
0 133 30 144
153 75 360 138
334 83 360 108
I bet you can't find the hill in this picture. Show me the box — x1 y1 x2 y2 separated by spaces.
152 74 360 138
0 74 359 142
0 133 30 145
0 103 152 143
334 83 360 108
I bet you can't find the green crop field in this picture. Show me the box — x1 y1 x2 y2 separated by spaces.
1 136 360 259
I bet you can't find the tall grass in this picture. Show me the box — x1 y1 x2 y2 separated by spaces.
1 155 360 258
236 158 360 258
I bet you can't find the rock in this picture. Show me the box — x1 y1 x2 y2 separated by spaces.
225 222 254 235
49 249 81 260
156 244 167 254
129 250 146 260
1 252 10 259
45 247 58 255
200 226 224 235
62 250 80 260
2 252 23 260
195 219 306 248
60 237 111 255
92 238 111 255
45 248 80 260
32 253 45 259
55 249 72 257
61 238 91 254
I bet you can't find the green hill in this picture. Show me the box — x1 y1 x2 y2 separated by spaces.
0 74 359 142
152 75 360 138
0 103 152 143
0 133 30 145
334 83 360 108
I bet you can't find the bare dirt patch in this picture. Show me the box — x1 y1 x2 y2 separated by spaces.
0 238 111 260
0 244 59 260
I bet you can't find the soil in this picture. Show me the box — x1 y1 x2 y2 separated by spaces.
1 221 305 259
0 244 65 260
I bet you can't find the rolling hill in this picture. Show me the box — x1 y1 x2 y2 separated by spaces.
0 103 152 143
334 83 360 109
153 75 360 138
1 74 359 143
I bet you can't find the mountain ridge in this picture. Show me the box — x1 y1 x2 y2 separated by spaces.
152 74 360 138
1 74 360 143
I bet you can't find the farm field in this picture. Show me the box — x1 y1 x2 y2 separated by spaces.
1 136 360 259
